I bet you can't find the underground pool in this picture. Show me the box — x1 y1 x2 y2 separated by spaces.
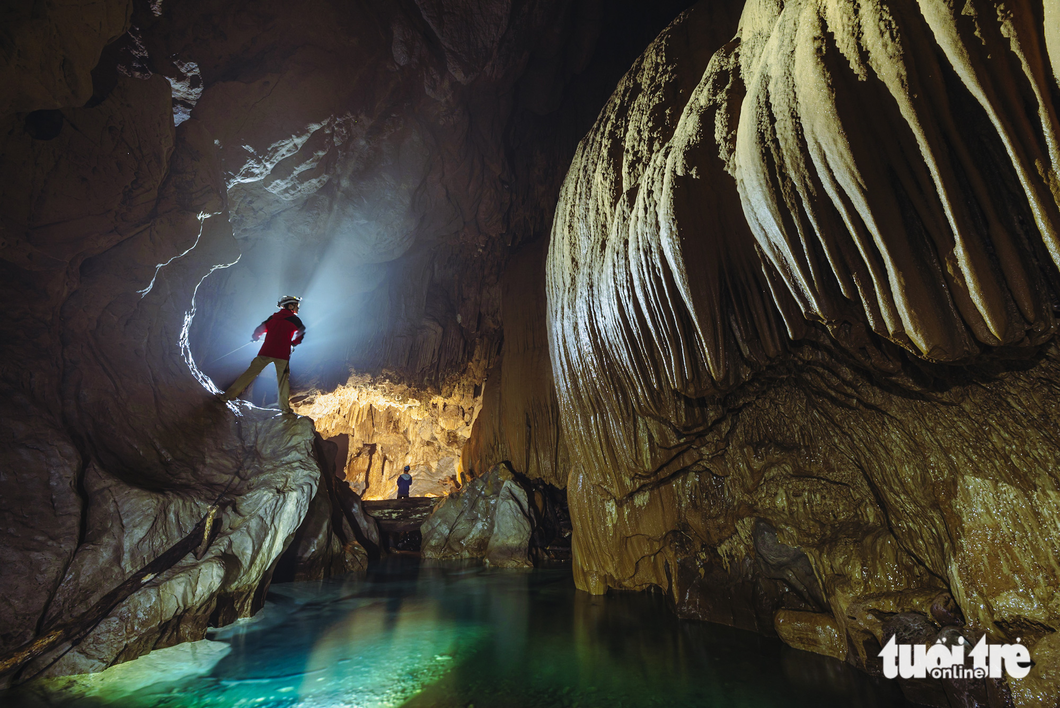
8 558 910 707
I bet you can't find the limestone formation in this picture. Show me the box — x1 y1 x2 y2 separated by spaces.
460 239 570 489
274 463 369 582
547 0 1060 702
25 413 322 678
773 609 846 662
0 0 132 117
421 462 536 567
171 0 666 391
296 373 481 499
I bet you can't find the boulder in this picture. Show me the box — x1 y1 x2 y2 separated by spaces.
17 412 321 680
420 462 535 567
0 0 131 117
773 610 846 662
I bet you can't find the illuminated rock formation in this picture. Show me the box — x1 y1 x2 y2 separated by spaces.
7 0 1060 702
295 373 481 499
274 435 376 581
547 0 1060 700
421 462 536 567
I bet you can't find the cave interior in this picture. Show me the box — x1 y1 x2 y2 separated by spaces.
2 0 1060 705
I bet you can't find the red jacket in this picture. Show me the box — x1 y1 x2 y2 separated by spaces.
254 309 305 360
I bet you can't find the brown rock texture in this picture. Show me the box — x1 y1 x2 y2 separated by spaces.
461 238 570 488
295 373 481 499
0 0 132 116
421 462 536 567
275 470 368 582
546 0 1060 701
274 435 374 581
10 0 1060 703
774 609 847 662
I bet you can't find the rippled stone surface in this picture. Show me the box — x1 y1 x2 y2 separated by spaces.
421 463 535 567
547 1 1060 703
5 0 1060 703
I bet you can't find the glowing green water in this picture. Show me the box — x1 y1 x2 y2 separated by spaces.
11 559 909 707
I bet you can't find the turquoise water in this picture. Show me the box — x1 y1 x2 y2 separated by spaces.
10 559 909 707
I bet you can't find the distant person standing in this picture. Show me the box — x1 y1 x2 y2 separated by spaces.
396 466 413 499
222 296 305 414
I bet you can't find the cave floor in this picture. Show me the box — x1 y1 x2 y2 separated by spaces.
11 558 911 708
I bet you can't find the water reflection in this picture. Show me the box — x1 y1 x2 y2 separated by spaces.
8 558 910 707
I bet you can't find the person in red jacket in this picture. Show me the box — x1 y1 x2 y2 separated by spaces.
221 295 306 413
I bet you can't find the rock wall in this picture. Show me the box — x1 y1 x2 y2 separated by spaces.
0 11 324 681
274 434 375 581
16 0 1060 701
461 238 570 489
546 0 1060 702
0 0 132 117
165 0 697 392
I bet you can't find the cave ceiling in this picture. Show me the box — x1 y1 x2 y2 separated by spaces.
36 0 701 391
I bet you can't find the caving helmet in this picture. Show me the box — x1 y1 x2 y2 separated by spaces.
278 295 302 309
404 465 410 472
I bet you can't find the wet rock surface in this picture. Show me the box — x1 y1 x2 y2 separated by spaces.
421 462 536 567
273 435 372 583
546 0 1060 704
